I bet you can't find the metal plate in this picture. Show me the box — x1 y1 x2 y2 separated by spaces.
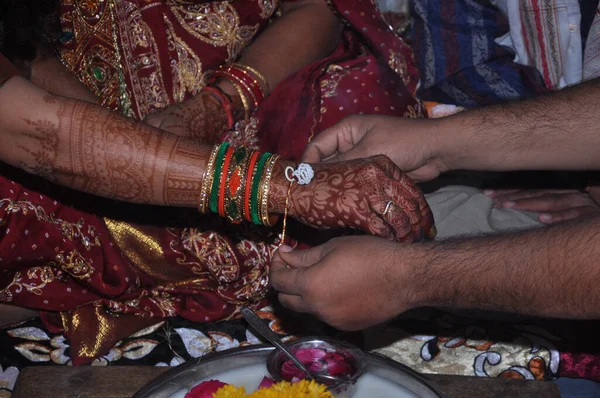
133 345 445 398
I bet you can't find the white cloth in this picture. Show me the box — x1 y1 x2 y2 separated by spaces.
425 186 543 240
492 0 583 89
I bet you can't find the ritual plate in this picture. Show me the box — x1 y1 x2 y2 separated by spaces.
133 345 445 398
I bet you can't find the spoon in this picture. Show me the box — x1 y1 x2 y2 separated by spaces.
239 306 316 381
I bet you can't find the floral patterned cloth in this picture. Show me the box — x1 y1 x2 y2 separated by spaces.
3 306 600 396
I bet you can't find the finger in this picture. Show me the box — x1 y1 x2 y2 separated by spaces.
270 247 292 273
277 293 310 313
366 207 395 241
491 189 579 203
588 186 600 205
384 201 413 242
302 122 348 163
144 114 162 129
301 116 366 163
501 194 582 212
538 206 598 224
277 244 332 269
270 266 305 296
417 192 436 240
483 189 521 198
385 170 429 242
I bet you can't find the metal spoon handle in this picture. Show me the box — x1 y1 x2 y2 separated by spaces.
240 306 314 380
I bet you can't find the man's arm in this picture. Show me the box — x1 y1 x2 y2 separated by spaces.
271 217 600 330
411 217 600 318
438 78 600 172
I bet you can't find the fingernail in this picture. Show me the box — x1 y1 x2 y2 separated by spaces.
502 201 516 208
277 245 294 253
483 189 494 196
539 213 552 222
429 225 437 238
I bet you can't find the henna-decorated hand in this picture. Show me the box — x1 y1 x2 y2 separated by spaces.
270 156 436 242
144 89 231 142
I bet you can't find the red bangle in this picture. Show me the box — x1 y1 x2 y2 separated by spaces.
225 66 264 105
218 147 234 217
244 151 261 222
214 70 258 108
203 85 235 129
212 65 265 108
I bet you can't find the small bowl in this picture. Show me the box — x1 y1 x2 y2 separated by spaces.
266 337 366 397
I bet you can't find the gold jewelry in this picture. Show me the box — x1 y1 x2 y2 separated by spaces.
279 179 294 247
233 63 270 96
229 80 250 121
198 144 220 213
260 155 280 226
222 72 258 108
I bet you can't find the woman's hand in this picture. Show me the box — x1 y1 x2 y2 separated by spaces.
485 187 600 224
270 155 435 242
144 89 231 142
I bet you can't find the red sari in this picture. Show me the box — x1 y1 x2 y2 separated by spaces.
0 0 423 364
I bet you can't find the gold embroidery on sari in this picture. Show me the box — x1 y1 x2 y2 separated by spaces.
169 1 260 61
54 250 95 280
178 228 240 283
0 199 101 249
223 117 260 149
59 0 133 115
403 103 424 119
388 49 410 87
114 1 169 117
259 0 279 18
0 267 56 302
165 17 207 102
320 64 349 98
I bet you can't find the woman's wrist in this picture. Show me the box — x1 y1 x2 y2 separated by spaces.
214 79 245 122
268 159 298 215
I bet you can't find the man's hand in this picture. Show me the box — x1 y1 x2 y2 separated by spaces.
485 187 600 224
301 115 449 182
270 236 422 330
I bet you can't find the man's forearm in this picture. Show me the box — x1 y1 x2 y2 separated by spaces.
409 217 600 318
436 78 600 172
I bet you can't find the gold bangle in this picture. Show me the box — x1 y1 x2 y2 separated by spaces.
279 179 294 247
233 63 270 96
229 80 250 121
260 155 280 226
198 144 220 213
221 71 258 108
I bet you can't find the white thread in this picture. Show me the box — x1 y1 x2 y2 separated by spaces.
285 163 314 185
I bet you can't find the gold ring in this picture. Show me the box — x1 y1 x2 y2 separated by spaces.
383 200 395 216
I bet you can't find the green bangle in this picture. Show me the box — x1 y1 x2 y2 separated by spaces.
250 152 271 225
210 142 230 214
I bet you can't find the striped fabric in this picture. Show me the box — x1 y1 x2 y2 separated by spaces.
584 5 600 80
412 0 547 107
